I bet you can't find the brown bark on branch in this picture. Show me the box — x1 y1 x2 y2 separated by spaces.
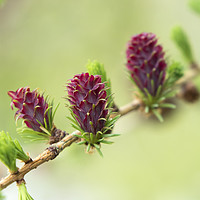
116 100 141 117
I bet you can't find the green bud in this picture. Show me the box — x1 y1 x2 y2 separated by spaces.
0 131 18 173
0 131 30 173
171 26 194 63
167 62 184 85
18 182 34 200
13 139 30 163
189 0 200 15
2 131 29 162
86 60 112 98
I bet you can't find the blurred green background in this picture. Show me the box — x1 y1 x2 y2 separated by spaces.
1 0 200 199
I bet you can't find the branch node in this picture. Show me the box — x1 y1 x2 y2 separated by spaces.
16 179 26 186
47 146 60 160
49 126 69 144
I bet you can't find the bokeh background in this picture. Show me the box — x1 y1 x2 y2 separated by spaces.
1 0 200 199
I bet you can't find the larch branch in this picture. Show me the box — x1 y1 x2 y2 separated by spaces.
0 64 200 190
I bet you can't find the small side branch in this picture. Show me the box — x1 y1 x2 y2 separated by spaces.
0 131 80 190
118 100 141 116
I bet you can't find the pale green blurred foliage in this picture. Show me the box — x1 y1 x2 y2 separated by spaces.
0 191 5 200
189 0 200 15
1 0 200 200
171 26 194 63
0 0 5 7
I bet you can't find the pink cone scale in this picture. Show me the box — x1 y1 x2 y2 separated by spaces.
67 73 108 135
126 32 167 96
8 87 52 133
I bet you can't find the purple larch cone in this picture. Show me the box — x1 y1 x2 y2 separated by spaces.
8 87 52 133
126 32 167 96
67 73 109 135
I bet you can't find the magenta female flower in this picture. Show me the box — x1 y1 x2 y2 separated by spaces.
126 32 167 96
67 73 108 134
8 87 52 133
67 73 119 154
126 33 183 122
